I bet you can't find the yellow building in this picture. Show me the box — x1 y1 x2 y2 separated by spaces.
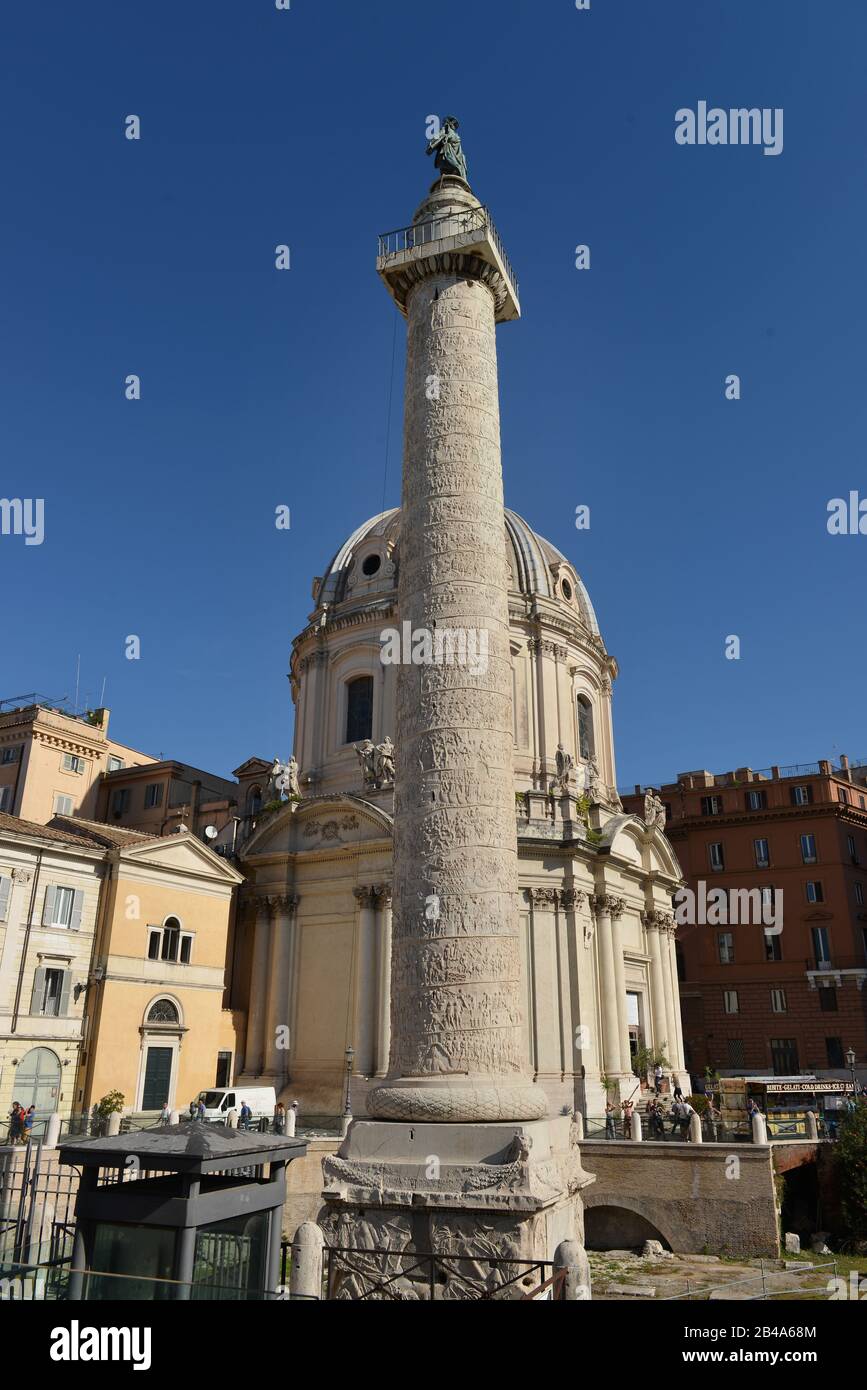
70 819 244 1116
0 808 244 1127
0 703 155 825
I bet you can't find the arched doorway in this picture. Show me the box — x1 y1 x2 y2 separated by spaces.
585 1204 670 1251
15 1047 62 1117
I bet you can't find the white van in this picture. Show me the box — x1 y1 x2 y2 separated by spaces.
197 1086 277 1125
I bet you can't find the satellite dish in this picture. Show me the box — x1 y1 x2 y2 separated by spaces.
204 825 218 840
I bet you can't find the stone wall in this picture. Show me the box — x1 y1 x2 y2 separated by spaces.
581 1141 780 1258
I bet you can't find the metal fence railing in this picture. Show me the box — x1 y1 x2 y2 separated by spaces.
583 1115 753 1144
665 1259 839 1302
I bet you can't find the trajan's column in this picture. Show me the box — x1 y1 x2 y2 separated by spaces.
321 120 593 1298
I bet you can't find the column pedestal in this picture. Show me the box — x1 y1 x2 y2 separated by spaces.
322 1115 594 1300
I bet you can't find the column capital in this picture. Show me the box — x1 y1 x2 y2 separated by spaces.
526 887 558 907
559 887 586 911
266 892 299 914
590 893 625 920
642 908 671 932
353 886 376 909
372 884 393 910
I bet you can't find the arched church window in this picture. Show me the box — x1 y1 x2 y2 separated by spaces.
147 998 179 1024
577 695 595 760
247 786 262 815
345 675 373 744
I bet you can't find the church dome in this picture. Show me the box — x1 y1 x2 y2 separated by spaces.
314 506 600 636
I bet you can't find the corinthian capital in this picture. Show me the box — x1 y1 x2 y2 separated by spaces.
353 886 376 909
527 887 559 907
559 887 586 911
590 893 625 919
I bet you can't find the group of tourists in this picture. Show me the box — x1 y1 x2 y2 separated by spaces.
5 1101 36 1144
158 1097 300 1134
604 1080 706 1141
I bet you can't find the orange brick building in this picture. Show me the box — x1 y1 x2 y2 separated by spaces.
623 757 867 1085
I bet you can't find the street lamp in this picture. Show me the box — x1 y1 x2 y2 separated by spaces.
341 1043 355 1137
846 1046 857 1098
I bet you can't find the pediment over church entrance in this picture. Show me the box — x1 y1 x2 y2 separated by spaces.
240 794 393 860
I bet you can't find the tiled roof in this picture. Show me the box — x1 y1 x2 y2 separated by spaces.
48 816 158 848
0 812 106 848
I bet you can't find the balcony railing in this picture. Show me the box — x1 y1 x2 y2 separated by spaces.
377 205 519 301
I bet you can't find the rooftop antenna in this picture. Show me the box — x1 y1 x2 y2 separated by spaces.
74 655 81 715
99 676 107 708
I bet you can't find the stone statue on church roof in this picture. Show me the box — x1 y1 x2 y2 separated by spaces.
426 115 468 183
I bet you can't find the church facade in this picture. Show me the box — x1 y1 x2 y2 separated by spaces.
232 506 689 1118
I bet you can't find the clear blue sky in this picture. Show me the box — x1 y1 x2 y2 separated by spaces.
2 1 865 785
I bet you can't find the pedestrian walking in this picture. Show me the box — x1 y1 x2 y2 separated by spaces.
239 1101 252 1131
22 1106 36 1143
273 1102 286 1135
604 1100 616 1139
653 1062 663 1095
286 1101 299 1137
197 1098 206 1123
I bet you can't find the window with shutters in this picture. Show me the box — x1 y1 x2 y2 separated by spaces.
0 745 22 764
0 787 12 812
745 789 766 810
806 880 824 903
708 841 725 871
111 788 130 816
701 795 724 816
0 873 11 922
791 785 812 806
770 988 787 1014
754 838 770 867
717 932 734 964
30 966 70 1018
53 793 74 815
43 885 83 930
61 753 85 775
144 783 163 809
800 834 817 864
723 989 739 1014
